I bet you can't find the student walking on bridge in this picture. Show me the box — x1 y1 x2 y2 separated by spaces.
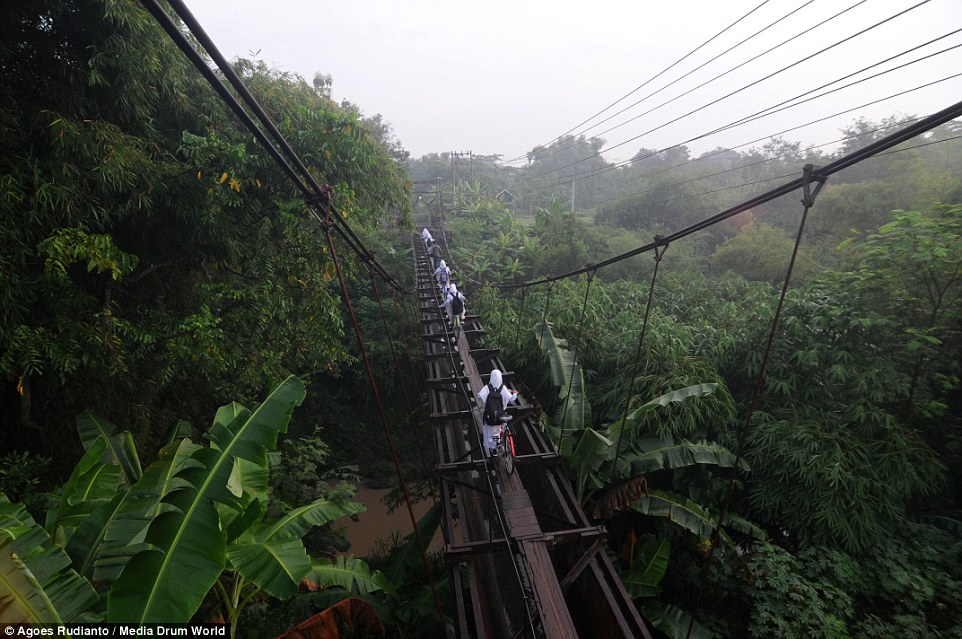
440 282 466 331
476 369 518 457
426 240 442 270
434 259 452 293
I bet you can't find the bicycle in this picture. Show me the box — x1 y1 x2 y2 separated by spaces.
491 414 516 475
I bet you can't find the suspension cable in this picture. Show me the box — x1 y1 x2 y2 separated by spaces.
609 239 669 484
493 96 962 290
142 0 406 293
684 164 826 639
514 287 529 352
321 208 448 634
538 283 555 346
557 270 596 454
370 269 440 512
511 0 819 167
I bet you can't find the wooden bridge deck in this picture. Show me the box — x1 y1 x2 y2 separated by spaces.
414 232 652 639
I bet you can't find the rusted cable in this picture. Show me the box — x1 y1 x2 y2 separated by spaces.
372 270 440 512
322 216 448 635
513 286 529 352
538 282 555 346
557 269 595 453
609 239 668 485
685 164 826 639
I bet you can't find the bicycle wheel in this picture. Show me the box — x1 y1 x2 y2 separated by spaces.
503 433 515 475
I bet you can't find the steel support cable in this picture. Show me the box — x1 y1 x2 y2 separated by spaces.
514 287 529 352
165 0 403 290
608 240 669 485
146 0 405 293
549 41 962 192
494 96 962 290
696 32 962 143
683 164 826 639
414 240 541 637
507 0 819 168
520 0 932 183
556 270 595 455
499 0 773 165
539 283 555 346
370 270 441 514
321 217 448 635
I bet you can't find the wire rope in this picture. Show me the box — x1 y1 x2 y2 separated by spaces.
520 0 933 182
500 0 773 165
493 97 962 290
508 0 824 167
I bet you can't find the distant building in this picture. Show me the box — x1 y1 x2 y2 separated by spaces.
496 189 515 203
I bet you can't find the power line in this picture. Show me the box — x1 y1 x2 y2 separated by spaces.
498 0 773 165
524 63 962 195
503 0 825 168
519 0 933 182
492 97 962 289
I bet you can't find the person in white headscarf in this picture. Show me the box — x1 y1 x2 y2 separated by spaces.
476 369 519 457
433 259 451 293
421 227 433 245
440 283 466 327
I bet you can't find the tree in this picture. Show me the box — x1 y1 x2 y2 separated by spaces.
709 222 820 284
0 377 387 636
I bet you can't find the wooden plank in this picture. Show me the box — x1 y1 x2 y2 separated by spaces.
518 540 580 639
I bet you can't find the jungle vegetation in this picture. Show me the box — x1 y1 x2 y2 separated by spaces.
2 1 961 638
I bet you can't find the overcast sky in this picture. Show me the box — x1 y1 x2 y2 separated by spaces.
183 0 961 164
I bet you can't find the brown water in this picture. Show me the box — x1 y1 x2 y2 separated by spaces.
338 485 442 557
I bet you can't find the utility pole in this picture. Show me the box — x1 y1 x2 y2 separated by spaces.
571 175 576 212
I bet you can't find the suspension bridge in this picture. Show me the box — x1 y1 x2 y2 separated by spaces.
413 231 652 639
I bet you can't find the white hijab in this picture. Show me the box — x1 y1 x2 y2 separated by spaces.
489 369 503 390
439 260 446 270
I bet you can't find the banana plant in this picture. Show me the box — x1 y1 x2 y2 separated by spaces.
0 376 377 635
0 494 99 626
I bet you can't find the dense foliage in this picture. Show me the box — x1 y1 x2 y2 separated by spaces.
3 1 961 637
433 130 961 636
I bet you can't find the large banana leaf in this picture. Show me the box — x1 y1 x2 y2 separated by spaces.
0 495 98 625
630 490 731 546
532 321 592 434
303 556 393 597
45 438 121 544
106 376 305 623
224 499 367 601
620 536 669 599
618 438 744 479
569 428 612 502
76 410 142 486
609 384 719 443
257 499 366 542
93 439 200 585
640 600 713 639
226 536 310 600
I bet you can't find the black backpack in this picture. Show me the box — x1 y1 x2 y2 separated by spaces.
483 384 505 424
450 294 464 316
